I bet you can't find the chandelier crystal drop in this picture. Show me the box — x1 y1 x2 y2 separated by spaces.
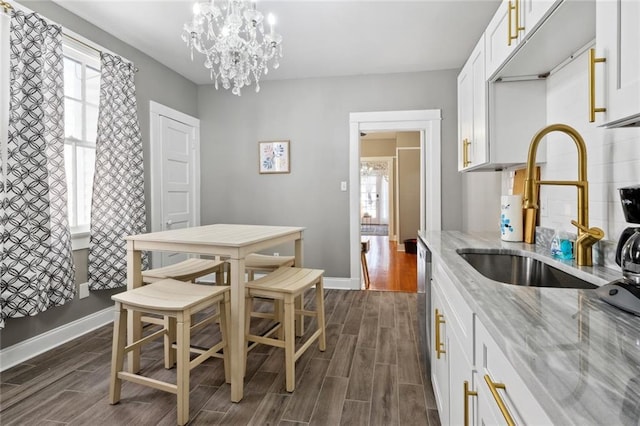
182 0 283 96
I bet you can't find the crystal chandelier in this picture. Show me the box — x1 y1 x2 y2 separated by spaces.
182 0 283 95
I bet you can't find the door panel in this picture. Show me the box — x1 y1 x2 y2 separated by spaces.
160 115 196 267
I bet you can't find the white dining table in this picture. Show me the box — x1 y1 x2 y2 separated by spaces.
125 223 305 402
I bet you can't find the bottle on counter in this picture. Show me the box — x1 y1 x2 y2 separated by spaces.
551 230 574 260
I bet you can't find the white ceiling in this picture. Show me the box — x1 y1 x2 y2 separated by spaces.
51 0 500 85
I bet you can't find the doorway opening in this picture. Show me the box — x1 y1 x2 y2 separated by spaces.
360 157 392 238
349 110 442 291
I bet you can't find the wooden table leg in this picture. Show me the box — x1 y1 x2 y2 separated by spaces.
294 236 305 337
126 242 142 373
228 257 246 402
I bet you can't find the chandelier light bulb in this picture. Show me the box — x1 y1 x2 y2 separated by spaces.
268 13 275 34
183 0 283 96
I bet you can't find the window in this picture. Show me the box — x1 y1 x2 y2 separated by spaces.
62 41 100 241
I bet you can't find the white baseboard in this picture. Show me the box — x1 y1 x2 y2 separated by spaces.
0 306 114 372
323 277 360 290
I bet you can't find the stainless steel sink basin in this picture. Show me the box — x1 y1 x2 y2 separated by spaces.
457 249 597 289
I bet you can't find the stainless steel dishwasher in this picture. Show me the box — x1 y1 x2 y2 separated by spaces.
417 236 431 376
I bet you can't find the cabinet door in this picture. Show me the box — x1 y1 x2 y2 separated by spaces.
431 285 449 425
458 59 473 171
596 0 640 125
470 38 488 167
485 0 521 78
521 0 557 38
477 381 505 426
476 320 552 425
458 35 487 171
449 328 476 426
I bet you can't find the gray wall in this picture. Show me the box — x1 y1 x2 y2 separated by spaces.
361 138 396 157
1 1 198 349
197 69 462 278
398 148 420 243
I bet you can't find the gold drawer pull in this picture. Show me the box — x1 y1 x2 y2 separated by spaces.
484 374 516 426
464 380 477 426
434 308 446 359
588 48 606 122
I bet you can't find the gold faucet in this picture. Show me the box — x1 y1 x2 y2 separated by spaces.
523 124 604 266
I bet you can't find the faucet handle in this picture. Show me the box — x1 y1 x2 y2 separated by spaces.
570 220 604 239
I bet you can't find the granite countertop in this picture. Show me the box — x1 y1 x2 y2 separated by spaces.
419 231 640 426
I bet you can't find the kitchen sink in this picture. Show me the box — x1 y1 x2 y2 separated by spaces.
456 249 597 289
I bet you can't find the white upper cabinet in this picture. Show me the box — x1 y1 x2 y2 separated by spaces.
458 0 596 171
488 0 595 80
486 0 558 79
594 0 640 127
457 35 546 172
458 35 487 171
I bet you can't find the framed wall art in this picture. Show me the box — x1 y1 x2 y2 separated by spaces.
259 140 290 174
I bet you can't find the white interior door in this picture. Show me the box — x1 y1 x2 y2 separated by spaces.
150 102 200 268
160 116 194 266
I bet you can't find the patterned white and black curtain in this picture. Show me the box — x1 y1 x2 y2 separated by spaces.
1 11 75 328
88 52 147 290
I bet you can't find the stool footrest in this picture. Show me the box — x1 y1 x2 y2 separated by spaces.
295 329 323 361
124 328 165 353
247 334 286 348
140 315 164 325
118 371 178 394
190 340 226 370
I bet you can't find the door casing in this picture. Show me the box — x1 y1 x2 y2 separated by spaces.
349 110 442 289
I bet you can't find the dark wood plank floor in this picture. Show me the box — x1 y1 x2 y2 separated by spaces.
0 290 439 425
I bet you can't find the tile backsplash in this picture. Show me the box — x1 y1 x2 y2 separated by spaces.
503 48 640 270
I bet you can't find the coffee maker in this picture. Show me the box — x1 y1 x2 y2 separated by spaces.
596 185 640 315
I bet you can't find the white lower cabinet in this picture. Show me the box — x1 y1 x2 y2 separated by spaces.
431 260 475 426
431 284 450 425
431 256 552 425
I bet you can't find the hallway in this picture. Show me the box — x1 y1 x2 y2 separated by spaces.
363 236 417 292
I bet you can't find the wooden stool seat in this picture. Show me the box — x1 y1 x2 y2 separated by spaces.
142 258 227 284
245 267 326 392
110 279 230 426
245 254 295 280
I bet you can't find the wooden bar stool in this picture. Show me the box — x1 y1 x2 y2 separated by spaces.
141 258 228 367
109 279 230 426
245 267 326 392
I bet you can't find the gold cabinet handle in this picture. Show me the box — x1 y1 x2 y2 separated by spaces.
507 0 524 46
464 381 477 426
484 374 516 426
462 138 471 167
588 48 606 122
461 139 467 168
434 308 446 358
